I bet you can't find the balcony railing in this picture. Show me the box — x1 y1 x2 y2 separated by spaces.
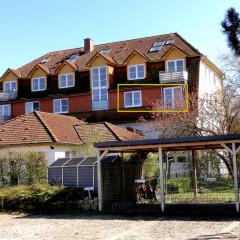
0 115 11 123
0 91 17 101
159 70 188 83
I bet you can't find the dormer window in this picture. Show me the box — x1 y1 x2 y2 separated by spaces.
59 73 75 89
4 81 17 93
32 77 46 92
128 64 145 80
167 59 184 73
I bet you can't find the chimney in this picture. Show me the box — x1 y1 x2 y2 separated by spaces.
84 38 94 53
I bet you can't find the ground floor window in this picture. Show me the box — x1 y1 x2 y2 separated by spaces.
0 104 11 121
53 98 68 114
124 91 142 108
25 101 40 113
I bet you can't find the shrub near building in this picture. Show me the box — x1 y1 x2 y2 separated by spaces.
0 151 48 186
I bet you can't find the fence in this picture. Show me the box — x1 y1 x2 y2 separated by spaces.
101 151 236 212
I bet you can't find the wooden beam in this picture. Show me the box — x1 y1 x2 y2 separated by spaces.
158 147 165 212
97 139 240 152
236 145 240 154
192 150 198 196
232 143 239 212
97 149 108 212
221 143 233 154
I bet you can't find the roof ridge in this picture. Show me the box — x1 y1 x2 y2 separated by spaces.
94 33 175 47
45 33 175 55
72 125 83 144
105 121 143 139
104 122 121 141
34 111 58 142
21 33 175 63
174 33 202 55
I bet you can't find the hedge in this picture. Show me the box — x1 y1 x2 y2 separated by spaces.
0 184 91 212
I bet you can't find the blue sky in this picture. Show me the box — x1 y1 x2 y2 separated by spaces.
0 0 239 75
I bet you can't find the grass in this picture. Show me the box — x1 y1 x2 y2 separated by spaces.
165 189 236 203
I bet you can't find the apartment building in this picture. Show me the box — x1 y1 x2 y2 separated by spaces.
0 33 223 138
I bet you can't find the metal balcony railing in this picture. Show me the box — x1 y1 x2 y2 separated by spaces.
0 91 17 101
0 115 11 123
159 70 188 83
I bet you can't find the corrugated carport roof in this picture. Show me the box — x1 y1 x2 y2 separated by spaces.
94 133 240 152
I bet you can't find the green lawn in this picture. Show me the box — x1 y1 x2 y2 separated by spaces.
165 190 236 203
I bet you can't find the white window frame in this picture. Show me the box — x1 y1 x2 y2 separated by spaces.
53 98 69 114
127 64 145 80
0 104 11 117
163 87 183 109
3 81 17 93
31 77 47 92
166 59 185 73
58 73 75 89
25 101 40 113
124 90 142 108
91 66 109 110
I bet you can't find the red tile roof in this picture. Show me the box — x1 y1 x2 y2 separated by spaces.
0 111 83 146
4 33 202 79
74 122 143 143
0 112 143 146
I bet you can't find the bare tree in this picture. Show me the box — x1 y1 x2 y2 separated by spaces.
143 87 240 179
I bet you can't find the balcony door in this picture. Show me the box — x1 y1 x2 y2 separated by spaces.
163 87 184 109
4 81 17 93
91 66 108 110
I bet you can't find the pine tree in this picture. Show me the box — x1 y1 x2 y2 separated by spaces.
222 7 240 56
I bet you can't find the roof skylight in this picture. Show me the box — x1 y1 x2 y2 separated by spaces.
40 58 50 64
149 46 162 52
100 48 111 55
153 40 166 47
67 53 79 61
149 40 166 52
166 39 175 45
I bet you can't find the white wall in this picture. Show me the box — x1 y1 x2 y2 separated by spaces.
0 144 81 165
199 61 222 97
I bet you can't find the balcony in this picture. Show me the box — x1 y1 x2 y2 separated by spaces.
0 91 17 101
159 70 188 84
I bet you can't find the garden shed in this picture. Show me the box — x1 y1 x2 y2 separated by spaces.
48 157 98 190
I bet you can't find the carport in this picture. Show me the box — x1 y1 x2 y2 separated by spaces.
94 133 240 212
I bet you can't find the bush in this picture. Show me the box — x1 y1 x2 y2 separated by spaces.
166 177 191 193
0 184 86 212
0 151 48 186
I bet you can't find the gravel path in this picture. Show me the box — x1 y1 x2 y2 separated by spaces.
0 213 239 240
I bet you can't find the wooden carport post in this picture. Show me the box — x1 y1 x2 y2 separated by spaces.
97 149 108 212
192 150 198 196
158 147 165 212
222 143 240 212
